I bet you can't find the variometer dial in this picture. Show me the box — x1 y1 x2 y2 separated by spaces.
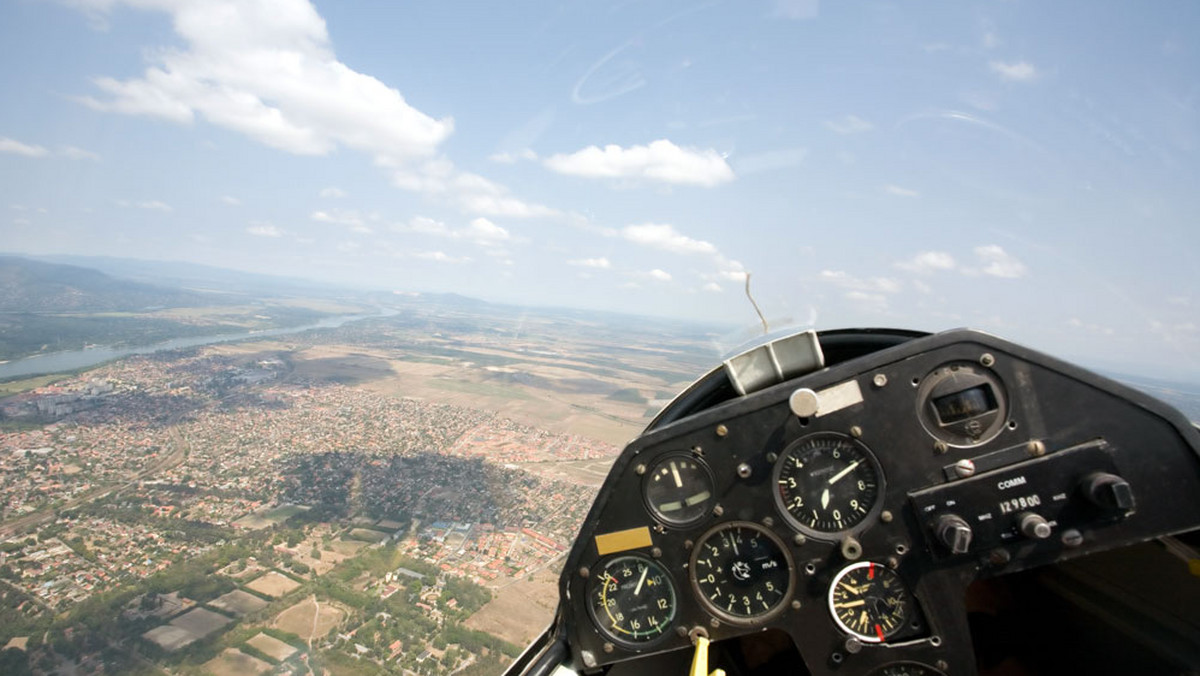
690 522 793 624
773 432 884 537
587 555 677 645
644 453 714 526
828 561 914 643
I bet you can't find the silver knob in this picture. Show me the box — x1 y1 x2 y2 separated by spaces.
789 388 819 418
1019 512 1052 540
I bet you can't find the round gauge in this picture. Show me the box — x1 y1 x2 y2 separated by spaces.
587 555 677 645
690 522 793 624
916 361 1008 447
644 453 714 526
867 663 947 676
828 561 914 643
773 433 884 537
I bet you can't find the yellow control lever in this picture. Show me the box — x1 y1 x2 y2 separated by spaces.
689 633 725 676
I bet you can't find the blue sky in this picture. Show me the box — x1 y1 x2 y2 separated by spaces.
1 0 1198 379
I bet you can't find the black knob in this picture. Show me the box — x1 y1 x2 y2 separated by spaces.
1080 472 1135 512
935 514 973 554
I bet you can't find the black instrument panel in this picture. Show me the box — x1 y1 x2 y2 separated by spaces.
556 329 1200 675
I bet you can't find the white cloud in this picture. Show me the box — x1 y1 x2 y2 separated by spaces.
415 250 470 264
989 60 1038 82
732 148 807 175
73 0 452 164
896 251 957 274
488 148 537 164
818 270 902 294
460 193 558 218
461 217 509 245
0 137 49 157
394 215 510 246
544 139 734 187
824 115 873 135
116 199 172 212
703 282 723 292
973 244 1027 278
647 269 672 282
59 145 101 161
622 223 717 256
311 209 372 233
219 195 242 206
319 186 347 198
246 221 284 237
567 257 611 269
884 184 919 197
845 290 889 312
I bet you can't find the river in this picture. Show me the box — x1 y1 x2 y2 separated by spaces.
0 309 395 381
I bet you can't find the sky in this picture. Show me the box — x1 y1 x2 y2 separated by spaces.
0 0 1198 380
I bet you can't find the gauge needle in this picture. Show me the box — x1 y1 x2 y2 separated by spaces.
828 459 862 485
670 461 683 488
820 488 830 510
834 599 866 608
633 565 648 596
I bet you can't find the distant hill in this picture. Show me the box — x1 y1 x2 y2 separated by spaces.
0 256 229 312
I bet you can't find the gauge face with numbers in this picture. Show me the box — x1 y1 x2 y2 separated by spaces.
586 555 677 645
828 561 914 643
867 663 947 676
773 432 884 537
643 453 714 526
690 522 793 624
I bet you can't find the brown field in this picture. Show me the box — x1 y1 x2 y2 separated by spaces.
246 632 299 662
515 459 617 488
203 648 271 676
245 571 301 599
465 568 560 647
329 538 368 557
273 597 346 640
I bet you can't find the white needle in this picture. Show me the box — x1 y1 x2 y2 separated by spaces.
670 461 683 488
828 459 862 485
634 565 649 596
821 488 831 510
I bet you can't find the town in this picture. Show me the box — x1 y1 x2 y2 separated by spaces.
0 313 713 676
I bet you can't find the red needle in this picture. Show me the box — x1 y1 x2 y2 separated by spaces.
868 562 875 580
875 624 885 641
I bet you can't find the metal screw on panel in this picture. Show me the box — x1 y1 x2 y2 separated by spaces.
603 642 614 654
1061 529 1084 548
844 638 863 654
1027 440 1046 457
652 547 663 559
715 424 728 437
762 517 775 528
578 566 589 578
886 556 900 569
849 425 863 438
793 533 807 547
653 525 666 535
676 626 689 638
791 600 802 610
635 464 646 475
936 660 949 671
980 353 996 367
841 536 863 560
712 504 725 517
710 618 720 629
737 463 752 479
582 651 596 668
934 441 949 455
692 445 704 457
766 452 778 463
880 510 893 524
954 459 976 478
988 548 1011 566
872 373 888 388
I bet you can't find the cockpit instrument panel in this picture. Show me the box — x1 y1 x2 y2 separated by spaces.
552 329 1200 675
